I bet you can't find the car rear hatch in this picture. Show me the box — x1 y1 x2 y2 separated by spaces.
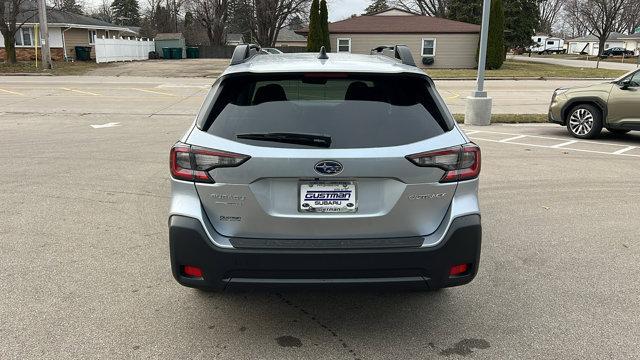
175 72 477 240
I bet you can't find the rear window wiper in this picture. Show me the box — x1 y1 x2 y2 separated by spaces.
236 132 332 148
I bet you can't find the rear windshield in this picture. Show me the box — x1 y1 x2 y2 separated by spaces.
203 73 450 149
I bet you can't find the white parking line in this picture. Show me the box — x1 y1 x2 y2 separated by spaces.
0 88 24 96
550 140 578 148
499 135 527 142
612 146 637 155
61 87 100 96
132 88 175 96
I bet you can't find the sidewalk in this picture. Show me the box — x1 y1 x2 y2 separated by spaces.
511 55 639 72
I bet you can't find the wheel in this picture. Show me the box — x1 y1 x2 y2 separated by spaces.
608 128 630 135
566 104 603 139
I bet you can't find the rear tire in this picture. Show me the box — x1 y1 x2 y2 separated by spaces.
566 104 603 139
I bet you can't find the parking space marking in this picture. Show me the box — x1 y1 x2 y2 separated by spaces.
499 134 527 142
61 87 100 96
444 90 460 100
550 140 578 148
132 88 175 96
0 88 24 96
612 146 637 155
467 130 640 158
90 122 121 129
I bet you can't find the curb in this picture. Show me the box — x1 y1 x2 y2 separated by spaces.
432 77 615 81
0 72 53 76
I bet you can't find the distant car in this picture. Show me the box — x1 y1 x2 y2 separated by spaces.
548 69 640 138
602 47 634 57
262 48 283 54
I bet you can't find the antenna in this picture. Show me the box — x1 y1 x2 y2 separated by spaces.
318 46 329 60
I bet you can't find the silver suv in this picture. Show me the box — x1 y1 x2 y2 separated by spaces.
168 45 482 291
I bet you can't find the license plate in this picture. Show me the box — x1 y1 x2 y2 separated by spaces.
299 181 357 213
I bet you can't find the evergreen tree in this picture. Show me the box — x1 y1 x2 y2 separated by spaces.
307 0 320 52
486 0 505 69
111 0 140 26
319 0 330 52
364 0 388 15
448 0 482 24
504 0 538 49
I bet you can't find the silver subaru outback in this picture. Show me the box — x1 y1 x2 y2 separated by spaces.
169 45 481 291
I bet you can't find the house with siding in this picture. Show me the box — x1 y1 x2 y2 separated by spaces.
296 8 481 69
566 33 626 56
0 1 136 61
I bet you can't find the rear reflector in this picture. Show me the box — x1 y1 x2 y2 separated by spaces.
406 143 481 183
182 265 203 278
449 263 470 276
170 142 250 183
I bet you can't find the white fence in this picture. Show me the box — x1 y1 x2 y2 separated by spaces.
95 37 155 63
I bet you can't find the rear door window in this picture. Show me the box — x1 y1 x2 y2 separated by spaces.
203 73 451 149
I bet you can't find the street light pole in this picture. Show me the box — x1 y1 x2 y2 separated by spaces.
37 0 53 69
474 0 492 97
465 0 492 126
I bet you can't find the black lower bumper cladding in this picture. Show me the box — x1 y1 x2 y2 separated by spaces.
169 214 481 291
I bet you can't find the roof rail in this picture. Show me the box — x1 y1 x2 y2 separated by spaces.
370 44 416 67
230 44 262 65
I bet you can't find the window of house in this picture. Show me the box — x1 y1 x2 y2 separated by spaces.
337 38 351 52
88 30 97 44
15 27 33 47
421 38 436 57
105 30 110 39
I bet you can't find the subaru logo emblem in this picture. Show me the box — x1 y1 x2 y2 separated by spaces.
314 160 343 175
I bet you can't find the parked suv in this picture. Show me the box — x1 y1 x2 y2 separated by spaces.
549 69 640 138
169 45 482 291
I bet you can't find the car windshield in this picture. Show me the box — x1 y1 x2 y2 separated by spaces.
203 73 451 149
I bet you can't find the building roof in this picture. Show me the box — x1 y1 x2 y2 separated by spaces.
155 33 184 40
567 32 624 42
17 1 133 31
277 28 306 42
618 33 640 39
366 7 419 16
297 14 480 35
223 52 425 76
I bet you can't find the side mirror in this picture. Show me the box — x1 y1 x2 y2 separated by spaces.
620 80 631 89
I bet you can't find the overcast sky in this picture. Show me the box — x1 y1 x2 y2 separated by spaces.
327 0 369 21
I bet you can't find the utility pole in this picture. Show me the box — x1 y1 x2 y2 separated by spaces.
465 0 492 126
37 0 53 69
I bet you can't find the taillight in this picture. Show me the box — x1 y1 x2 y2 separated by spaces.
170 142 249 183
406 143 480 183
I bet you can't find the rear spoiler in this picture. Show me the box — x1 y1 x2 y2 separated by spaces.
230 44 262 65
370 45 416 67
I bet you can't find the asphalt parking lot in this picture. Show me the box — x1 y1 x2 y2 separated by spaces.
1 76 639 359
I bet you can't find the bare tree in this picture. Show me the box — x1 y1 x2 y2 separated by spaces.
1 0 37 64
561 0 588 38
396 0 449 17
538 0 565 34
577 0 629 57
618 0 640 34
89 0 115 23
187 0 228 45
252 0 309 47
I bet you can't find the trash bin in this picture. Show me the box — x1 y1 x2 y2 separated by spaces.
162 47 171 59
75 46 92 61
186 47 199 59
170 47 183 59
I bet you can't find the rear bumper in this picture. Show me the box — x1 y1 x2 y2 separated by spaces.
169 214 482 291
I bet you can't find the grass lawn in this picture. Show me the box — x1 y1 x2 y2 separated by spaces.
428 60 627 79
453 113 548 124
0 61 113 75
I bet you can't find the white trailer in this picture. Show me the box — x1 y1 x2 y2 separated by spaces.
528 36 566 54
